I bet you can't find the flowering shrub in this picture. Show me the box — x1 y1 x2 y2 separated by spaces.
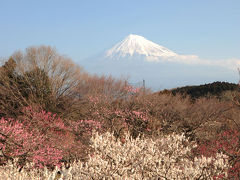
70 119 102 136
124 85 141 94
194 129 240 179
0 117 63 168
0 107 92 168
0 159 68 180
23 107 96 163
66 131 229 179
86 94 152 139
0 131 230 179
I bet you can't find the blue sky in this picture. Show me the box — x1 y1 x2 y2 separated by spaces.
1 0 239 62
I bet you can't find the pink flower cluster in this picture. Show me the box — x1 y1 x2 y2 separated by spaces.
0 117 63 168
22 106 69 131
124 85 141 94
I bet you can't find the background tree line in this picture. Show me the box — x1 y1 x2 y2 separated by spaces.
159 81 240 100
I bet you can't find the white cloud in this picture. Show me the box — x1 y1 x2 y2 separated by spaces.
164 55 240 71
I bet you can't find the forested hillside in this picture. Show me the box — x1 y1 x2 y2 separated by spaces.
171 81 239 99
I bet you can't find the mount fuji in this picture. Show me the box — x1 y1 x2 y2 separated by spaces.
103 34 197 63
105 34 178 61
79 34 237 90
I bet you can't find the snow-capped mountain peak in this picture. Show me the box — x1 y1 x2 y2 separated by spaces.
104 34 178 61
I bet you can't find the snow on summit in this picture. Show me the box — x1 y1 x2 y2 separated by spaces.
105 34 178 61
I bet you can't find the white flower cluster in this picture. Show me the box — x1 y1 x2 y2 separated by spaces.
68 131 229 179
0 131 230 179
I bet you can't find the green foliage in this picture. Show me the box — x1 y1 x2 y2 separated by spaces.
0 58 57 117
0 58 23 117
